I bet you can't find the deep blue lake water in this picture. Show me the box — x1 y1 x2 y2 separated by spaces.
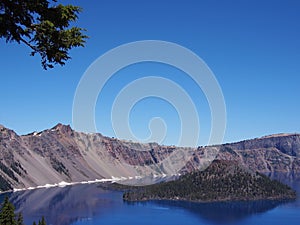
1 175 299 225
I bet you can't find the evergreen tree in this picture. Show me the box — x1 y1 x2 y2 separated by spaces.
37 216 46 225
0 197 46 225
16 212 24 225
0 196 17 225
40 217 46 225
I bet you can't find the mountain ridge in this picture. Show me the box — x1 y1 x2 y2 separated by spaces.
1 123 300 191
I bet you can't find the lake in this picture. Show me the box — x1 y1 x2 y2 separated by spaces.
1 174 299 225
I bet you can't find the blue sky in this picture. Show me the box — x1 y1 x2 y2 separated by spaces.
0 0 300 146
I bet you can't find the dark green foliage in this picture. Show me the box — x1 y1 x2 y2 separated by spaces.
123 160 296 202
0 0 88 69
37 216 46 225
0 197 46 225
0 174 12 191
0 196 16 225
16 212 24 225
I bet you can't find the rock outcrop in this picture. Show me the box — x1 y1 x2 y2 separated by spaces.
0 124 299 191
182 134 300 175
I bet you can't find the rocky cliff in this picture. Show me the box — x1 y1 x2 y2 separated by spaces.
182 134 300 175
0 124 299 191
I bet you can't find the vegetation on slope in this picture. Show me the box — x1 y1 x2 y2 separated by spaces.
0 161 18 183
0 174 12 192
50 157 70 178
0 196 46 225
123 160 296 202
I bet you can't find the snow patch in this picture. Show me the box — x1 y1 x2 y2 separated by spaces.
11 175 150 193
58 181 72 187
13 188 26 192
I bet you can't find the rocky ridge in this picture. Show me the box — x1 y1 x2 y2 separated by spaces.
0 124 300 191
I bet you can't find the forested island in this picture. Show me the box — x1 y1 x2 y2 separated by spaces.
123 160 296 202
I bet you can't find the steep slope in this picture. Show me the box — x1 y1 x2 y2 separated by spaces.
0 124 198 191
0 124 300 191
217 134 300 174
181 134 300 175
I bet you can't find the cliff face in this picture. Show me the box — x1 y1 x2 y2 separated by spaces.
0 124 196 190
0 124 299 191
182 134 300 175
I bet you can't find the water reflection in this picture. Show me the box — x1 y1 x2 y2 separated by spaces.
7 184 123 225
147 199 292 224
0 173 298 225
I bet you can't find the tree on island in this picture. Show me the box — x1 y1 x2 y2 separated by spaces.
0 0 87 69
0 196 46 225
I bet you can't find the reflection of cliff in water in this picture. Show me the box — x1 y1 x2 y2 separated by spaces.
148 199 292 224
148 174 300 224
269 173 300 206
0 174 298 225
8 184 123 225
269 172 300 188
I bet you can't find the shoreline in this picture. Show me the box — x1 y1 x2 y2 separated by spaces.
123 194 297 204
0 175 143 195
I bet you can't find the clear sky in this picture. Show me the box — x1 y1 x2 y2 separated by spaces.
0 0 300 146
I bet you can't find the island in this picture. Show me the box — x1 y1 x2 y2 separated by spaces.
123 160 296 202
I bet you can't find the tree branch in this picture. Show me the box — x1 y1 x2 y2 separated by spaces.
19 36 37 52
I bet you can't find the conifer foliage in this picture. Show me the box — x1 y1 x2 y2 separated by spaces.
0 196 46 225
0 197 16 225
0 0 87 69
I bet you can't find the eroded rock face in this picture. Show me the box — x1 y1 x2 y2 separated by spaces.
0 124 299 191
181 134 300 175
0 124 196 190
